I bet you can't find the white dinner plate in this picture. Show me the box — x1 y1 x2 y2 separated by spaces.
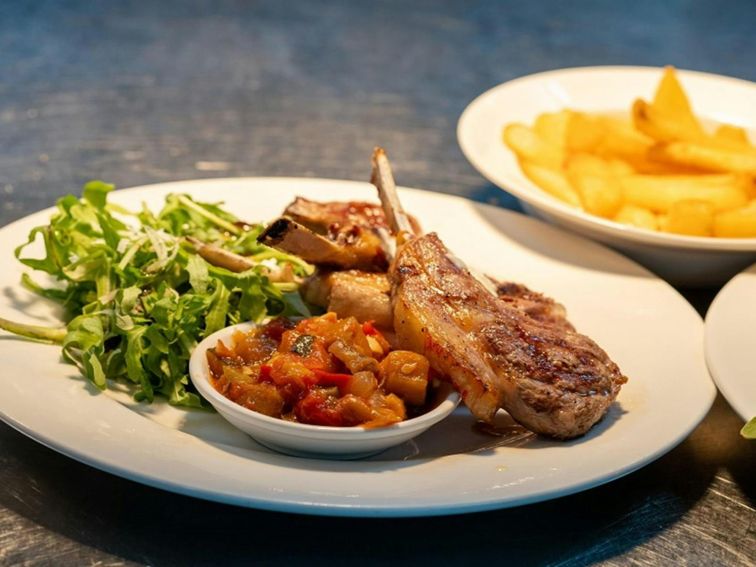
705 263 756 422
0 178 715 516
457 66 756 287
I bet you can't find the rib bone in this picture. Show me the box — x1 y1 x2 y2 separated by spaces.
370 147 414 237
258 217 387 271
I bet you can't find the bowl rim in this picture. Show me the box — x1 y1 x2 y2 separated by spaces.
457 65 756 252
188 321 461 440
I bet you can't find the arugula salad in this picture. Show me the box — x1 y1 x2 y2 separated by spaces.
0 181 311 407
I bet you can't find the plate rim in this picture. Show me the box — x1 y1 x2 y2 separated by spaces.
704 262 756 422
0 176 716 516
457 65 756 252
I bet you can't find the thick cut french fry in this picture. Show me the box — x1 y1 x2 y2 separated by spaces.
565 112 605 152
565 152 634 177
652 66 704 137
747 177 756 199
593 116 654 163
713 202 756 237
624 158 705 175
564 154 624 217
607 159 635 176
649 142 756 174
569 173 623 218
567 114 658 165
632 99 705 144
519 160 582 208
534 111 571 147
635 96 756 154
614 204 658 231
714 124 752 148
565 153 614 177
503 65 756 238
503 124 564 169
620 174 748 213
659 200 714 236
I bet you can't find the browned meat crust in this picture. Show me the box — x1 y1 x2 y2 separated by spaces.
496 281 573 331
390 233 627 439
284 197 421 234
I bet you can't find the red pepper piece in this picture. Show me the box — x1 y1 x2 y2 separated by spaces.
362 321 379 336
312 369 352 390
258 364 273 383
311 369 354 395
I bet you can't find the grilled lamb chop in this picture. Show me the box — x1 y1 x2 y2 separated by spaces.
390 233 626 438
371 147 627 438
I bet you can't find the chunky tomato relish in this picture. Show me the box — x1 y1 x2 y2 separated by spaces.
206 313 433 427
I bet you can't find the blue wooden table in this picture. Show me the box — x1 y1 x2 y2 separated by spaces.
1 1 754 564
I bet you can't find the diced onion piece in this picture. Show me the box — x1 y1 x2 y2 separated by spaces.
343 371 378 398
337 395 375 425
366 335 385 358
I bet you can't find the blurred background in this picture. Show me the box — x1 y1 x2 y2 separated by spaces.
2 1 755 222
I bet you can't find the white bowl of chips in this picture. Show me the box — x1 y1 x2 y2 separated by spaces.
458 66 756 287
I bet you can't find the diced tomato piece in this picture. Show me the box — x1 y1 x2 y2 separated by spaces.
295 391 344 426
259 364 273 383
261 317 294 342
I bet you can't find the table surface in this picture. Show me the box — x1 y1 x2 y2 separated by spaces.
1 1 754 565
